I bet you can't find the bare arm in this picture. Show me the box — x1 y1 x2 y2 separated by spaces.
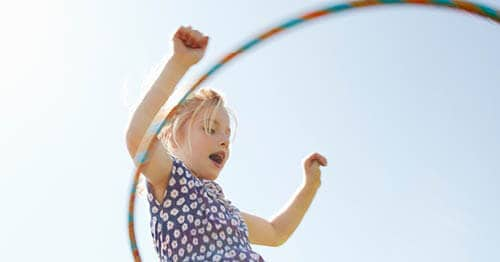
125 57 190 154
126 26 209 155
242 153 328 247
125 26 209 188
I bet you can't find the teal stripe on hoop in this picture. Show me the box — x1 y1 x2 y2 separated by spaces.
432 0 455 6
134 151 148 164
206 63 223 76
241 38 261 51
477 4 498 17
326 3 353 12
281 18 304 28
149 120 166 135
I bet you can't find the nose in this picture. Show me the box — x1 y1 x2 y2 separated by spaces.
219 134 230 148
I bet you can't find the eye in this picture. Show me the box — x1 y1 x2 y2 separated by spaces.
203 127 216 134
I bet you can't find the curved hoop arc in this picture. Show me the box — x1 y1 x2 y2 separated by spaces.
128 0 499 260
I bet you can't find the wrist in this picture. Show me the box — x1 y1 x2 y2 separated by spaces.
302 179 321 191
170 54 195 69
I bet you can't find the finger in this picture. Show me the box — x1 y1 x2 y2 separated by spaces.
312 153 327 166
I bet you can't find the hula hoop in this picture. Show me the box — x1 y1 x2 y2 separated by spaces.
128 0 499 260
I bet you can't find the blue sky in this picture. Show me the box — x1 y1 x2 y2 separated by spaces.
1 0 499 261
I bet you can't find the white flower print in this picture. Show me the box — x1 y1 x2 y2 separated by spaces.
226 227 233 235
206 222 212 232
177 167 184 175
193 237 199 246
190 229 197 236
147 193 153 202
187 214 194 223
211 232 218 240
178 248 185 257
238 253 247 260
219 231 226 240
176 197 185 206
167 248 172 257
174 229 180 239
181 235 188 245
170 189 178 199
157 223 162 233
182 204 190 213
181 223 188 232
186 243 193 253
216 240 223 248
198 227 205 235
227 237 233 245
209 244 216 251
225 250 237 258
172 240 178 249
194 219 201 227
203 235 209 243
189 193 197 200
167 221 174 230
250 253 260 260
181 185 188 194
160 210 169 221
210 206 218 213
170 208 179 216
188 180 194 188
172 254 178 261
152 206 159 214
190 201 197 210
169 177 176 186
212 254 222 261
199 245 206 253
177 215 185 224
163 199 172 208
179 177 186 185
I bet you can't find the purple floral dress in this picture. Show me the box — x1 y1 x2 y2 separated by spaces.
146 157 265 262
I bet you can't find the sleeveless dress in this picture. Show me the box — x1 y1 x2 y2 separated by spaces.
146 157 265 262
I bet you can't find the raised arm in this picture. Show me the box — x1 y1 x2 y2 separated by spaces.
125 26 209 189
241 153 328 247
126 26 209 155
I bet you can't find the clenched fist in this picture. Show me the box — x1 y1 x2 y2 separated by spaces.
172 25 209 67
302 152 328 188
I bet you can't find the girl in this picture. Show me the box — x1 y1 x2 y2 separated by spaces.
126 25 328 262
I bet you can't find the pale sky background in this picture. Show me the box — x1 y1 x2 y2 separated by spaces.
1 0 499 261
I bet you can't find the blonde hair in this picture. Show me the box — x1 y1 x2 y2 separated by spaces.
158 88 237 158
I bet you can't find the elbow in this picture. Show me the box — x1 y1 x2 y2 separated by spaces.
126 132 139 158
271 232 288 247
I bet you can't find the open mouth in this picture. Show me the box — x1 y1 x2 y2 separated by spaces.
209 151 225 167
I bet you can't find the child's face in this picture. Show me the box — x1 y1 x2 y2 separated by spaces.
179 106 231 180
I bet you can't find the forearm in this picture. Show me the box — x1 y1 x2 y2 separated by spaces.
126 56 190 150
271 182 320 246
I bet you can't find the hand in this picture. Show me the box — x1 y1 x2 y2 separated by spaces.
171 25 209 67
302 152 328 188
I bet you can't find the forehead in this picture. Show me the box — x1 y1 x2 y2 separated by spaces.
195 105 230 126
